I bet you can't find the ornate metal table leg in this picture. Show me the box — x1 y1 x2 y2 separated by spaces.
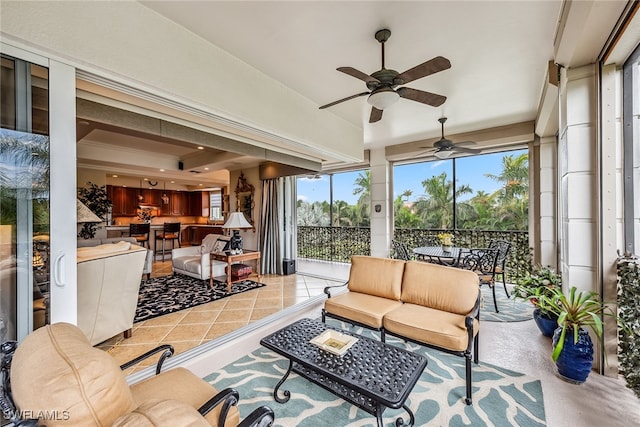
273 360 293 403
394 404 415 426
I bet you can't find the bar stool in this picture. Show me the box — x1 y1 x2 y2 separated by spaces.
154 222 181 261
129 223 150 248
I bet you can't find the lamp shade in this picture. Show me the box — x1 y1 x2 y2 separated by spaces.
77 199 102 223
222 212 252 229
367 87 400 110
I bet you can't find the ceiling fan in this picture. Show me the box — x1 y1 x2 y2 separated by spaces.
425 117 480 159
319 29 451 123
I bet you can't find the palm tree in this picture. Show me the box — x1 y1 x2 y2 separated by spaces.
332 200 353 226
415 172 472 229
394 190 422 228
352 170 371 226
485 153 529 201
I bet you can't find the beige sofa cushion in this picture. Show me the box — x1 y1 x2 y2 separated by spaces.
112 399 210 427
10 323 136 426
347 255 405 300
130 367 240 427
400 261 480 315
324 291 403 329
384 303 479 352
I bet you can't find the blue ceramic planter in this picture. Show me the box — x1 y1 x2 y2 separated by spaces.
552 327 594 384
533 308 558 338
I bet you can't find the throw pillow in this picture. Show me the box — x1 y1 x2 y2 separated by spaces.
212 238 229 254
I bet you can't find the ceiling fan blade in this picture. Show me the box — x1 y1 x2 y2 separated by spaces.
337 67 380 84
319 92 370 109
454 141 477 147
453 146 481 154
397 87 446 107
396 56 451 84
369 107 383 123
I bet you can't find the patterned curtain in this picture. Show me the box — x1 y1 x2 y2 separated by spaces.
260 177 297 274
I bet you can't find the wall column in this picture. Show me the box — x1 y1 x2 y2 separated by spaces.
369 148 391 258
538 136 558 269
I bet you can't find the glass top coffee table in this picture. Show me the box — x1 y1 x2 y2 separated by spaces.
260 318 428 426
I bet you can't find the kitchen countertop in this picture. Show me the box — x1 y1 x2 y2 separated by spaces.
106 223 223 230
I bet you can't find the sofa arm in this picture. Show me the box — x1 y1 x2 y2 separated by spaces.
323 281 348 298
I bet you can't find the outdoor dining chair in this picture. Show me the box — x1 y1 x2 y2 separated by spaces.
489 239 512 297
391 240 413 261
459 247 501 313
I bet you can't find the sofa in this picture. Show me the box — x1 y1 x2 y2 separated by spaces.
172 234 230 283
78 237 153 279
322 255 481 405
77 241 148 345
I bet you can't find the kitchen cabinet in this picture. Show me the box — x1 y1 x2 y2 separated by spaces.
170 191 189 216
107 186 138 216
189 191 209 217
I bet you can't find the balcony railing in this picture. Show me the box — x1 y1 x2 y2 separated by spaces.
297 226 530 280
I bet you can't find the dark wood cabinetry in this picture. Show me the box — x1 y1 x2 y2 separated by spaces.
107 186 138 216
107 186 209 218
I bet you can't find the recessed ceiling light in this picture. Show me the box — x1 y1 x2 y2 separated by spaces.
170 181 175 183
204 167 209 170
123 185 127 187
159 169 165 172
197 146 204 150
143 178 149 181
199 183 203 186
112 175 118 178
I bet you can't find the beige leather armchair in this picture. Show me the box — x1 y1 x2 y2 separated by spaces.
6 323 274 426
77 241 147 345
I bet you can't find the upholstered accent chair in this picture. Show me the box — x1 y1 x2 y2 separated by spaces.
6 323 274 427
172 234 229 283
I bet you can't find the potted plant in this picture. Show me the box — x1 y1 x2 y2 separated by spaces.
77 182 112 239
512 266 562 337
437 232 454 252
541 286 618 384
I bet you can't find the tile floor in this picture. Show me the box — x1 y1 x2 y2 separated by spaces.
98 258 344 374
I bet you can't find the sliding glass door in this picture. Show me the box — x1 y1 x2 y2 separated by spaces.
0 55 50 341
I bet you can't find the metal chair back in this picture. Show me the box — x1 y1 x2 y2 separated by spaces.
391 240 412 261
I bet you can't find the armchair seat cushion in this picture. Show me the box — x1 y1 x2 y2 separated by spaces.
112 399 210 427
130 367 240 427
384 303 479 352
324 291 403 329
173 256 205 276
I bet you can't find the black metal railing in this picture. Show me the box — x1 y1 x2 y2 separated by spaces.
297 226 530 280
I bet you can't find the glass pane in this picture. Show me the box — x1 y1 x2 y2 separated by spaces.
455 150 528 230
332 170 369 227
0 57 50 342
393 160 454 229
296 175 330 226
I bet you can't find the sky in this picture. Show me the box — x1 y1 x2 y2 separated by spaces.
297 150 525 205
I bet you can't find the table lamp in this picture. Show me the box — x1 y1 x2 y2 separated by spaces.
222 212 253 254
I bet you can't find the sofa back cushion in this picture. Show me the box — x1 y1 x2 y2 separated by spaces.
401 261 479 314
11 323 136 426
347 256 405 301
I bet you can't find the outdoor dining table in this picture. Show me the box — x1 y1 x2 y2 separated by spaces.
412 246 468 266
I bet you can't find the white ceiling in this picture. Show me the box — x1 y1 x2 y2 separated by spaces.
80 1 565 186
141 1 563 148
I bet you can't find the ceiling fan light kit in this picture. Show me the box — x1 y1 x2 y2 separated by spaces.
320 28 450 123
367 87 400 109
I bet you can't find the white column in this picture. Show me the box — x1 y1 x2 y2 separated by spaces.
538 136 558 269
368 148 391 258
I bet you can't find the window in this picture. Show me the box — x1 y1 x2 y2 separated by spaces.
209 190 223 221
393 149 528 231
623 43 640 254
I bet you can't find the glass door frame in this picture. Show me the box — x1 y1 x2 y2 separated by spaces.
2 43 78 340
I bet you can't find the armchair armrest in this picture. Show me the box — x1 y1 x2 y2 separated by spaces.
237 405 275 427
120 344 174 375
197 388 274 427
323 280 348 298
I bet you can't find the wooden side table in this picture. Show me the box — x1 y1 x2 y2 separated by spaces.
210 250 261 292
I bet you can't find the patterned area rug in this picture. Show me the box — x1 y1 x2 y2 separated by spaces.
480 286 534 322
205 321 546 427
134 274 265 322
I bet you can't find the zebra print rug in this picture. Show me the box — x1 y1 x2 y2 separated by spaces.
134 274 265 322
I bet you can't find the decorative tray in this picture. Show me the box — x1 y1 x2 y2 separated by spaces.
310 330 358 356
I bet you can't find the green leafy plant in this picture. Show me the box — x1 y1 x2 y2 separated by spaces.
617 253 640 398
77 182 111 239
541 286 618 362
512 265 561 316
